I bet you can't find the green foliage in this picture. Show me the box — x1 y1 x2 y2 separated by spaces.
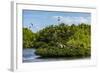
23 28 36 48
23 23 91 58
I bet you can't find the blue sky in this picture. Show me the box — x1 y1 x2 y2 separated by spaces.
23 10 91 32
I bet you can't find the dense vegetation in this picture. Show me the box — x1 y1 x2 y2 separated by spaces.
23 28 37 48
23 23 91 58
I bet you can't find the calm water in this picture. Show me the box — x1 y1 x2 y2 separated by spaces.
23 48 40 62
23 48 90 63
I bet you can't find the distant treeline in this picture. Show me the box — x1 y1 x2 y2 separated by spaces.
23 23 91 57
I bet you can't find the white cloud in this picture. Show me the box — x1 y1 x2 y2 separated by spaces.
52 16 91 25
